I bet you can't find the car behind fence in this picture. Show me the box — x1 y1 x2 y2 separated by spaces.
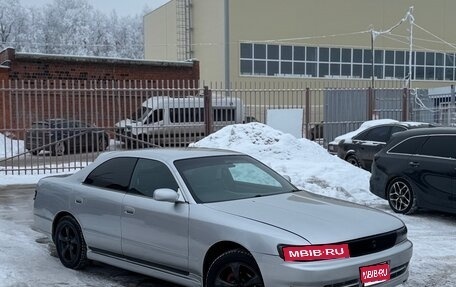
0 79 454 174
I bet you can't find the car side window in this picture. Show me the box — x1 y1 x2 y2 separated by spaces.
84 157 138 191
389 136 428 154
356 126 390 142
129 159 179 197
418 135 456 158
145 109 164 124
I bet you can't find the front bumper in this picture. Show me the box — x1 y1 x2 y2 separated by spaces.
254 239 412 287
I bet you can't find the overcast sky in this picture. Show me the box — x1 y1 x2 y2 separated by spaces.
23 0 170 17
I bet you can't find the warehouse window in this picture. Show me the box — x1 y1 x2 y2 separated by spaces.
239 43 453 81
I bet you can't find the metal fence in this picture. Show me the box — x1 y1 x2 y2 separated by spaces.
0 79 452 175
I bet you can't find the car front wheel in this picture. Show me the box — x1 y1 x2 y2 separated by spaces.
53 141 66 156
206 249 264 287
97 136 109 151
387 178 417 214
54 216 88 269
346 155 360 167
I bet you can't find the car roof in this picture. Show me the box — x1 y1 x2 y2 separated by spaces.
363 121 432 129
32 118 82 124
391 127 456 139
331 119 431 142
98 147 242 163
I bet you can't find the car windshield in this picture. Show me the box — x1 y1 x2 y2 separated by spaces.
130 106 152 122
174 155 297 203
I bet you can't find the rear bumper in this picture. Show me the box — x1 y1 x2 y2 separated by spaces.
327 143 339 155
369 166 389 200
255 240 412 287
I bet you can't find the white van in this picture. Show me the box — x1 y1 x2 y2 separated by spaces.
115 96 244 147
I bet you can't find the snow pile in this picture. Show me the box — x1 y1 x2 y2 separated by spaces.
0 133 25 159
190 123 383 205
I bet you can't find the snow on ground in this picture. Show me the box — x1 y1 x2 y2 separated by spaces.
1 123 456 286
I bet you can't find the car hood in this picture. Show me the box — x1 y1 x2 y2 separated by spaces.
115 119 140 127
206 191 404 244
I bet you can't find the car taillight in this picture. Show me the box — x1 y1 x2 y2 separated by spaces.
278 243 350 262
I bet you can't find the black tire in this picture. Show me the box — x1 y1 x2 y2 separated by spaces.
137 134 149 148
346 154 360 167
387 178 417 215
53 141 66 156
54 216 88 270
206 249 264 287
97 136 109 151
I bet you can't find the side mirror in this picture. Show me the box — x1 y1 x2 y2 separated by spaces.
153 188 180 203
282 175 291 182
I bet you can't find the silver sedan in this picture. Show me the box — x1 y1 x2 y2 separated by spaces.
33 148 412 287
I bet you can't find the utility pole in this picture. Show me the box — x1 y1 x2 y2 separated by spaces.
224 0 230 95
406 6 414 90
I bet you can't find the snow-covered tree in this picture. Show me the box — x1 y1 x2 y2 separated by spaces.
0 0 146 59
0 0 27 49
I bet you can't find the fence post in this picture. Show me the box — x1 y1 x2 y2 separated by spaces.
204 86 213 136
367 87 374 120
451 85 455 125
305 87 310 139
402 88 409 121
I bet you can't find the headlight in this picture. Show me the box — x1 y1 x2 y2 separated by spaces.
395 226 408 244
278 243 350 262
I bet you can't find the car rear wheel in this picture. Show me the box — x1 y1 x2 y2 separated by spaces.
53 142 66 156
387 178 417 214
346 155 360 167
54 216 88 269
206 249 264 287
97 136 109 151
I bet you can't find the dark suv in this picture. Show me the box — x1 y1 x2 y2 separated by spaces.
25 119 109 156
330 121 433 171
370 127 456 215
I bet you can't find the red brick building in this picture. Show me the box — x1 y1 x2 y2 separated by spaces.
0 48 200 134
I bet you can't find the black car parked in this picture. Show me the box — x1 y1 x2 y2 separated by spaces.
25 119 110 156
330 121 433 171
370 127 456 215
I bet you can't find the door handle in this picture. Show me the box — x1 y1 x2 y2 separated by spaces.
124 206 135 215
409 161 420 167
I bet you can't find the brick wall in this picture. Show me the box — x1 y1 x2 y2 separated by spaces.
1 48 199 82
0 48 200 135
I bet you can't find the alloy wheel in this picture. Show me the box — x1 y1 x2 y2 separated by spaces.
54 142 66 156
54 216 88 269
388 180 413 213
214 262 263 287
57 224 80 264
